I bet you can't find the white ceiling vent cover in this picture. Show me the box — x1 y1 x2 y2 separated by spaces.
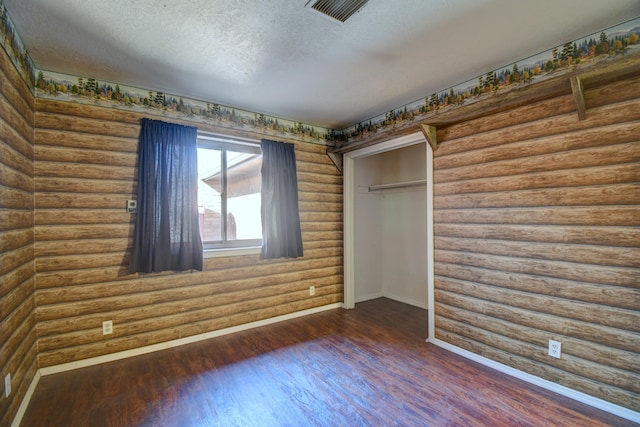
305 0 371 23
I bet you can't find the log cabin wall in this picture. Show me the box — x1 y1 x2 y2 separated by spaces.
33 99 343 368
433 72 640 411
0 46 37 425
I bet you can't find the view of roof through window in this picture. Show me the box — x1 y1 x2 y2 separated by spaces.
197 147 262 242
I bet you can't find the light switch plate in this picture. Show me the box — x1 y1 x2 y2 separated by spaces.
126 200 137 213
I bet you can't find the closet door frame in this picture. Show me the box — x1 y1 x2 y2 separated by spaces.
343 131 435 342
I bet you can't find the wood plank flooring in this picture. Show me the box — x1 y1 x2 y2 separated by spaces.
21 298 636 426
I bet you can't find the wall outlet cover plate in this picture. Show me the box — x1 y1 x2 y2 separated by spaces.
548 339 562 359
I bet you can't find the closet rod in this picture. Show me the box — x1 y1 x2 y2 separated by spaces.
368 179 427 192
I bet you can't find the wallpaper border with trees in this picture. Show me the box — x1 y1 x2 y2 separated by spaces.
337 16 640 143
0 1 35 89
0 1 638 146
34 70 334 145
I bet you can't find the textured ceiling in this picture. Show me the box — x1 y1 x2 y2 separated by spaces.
4 0 640 129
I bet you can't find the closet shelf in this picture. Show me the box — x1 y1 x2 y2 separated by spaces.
368 179 427 192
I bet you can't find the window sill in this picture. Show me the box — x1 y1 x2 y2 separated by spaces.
203 246 262 259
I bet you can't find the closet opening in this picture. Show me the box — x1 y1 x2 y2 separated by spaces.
343 131 435 342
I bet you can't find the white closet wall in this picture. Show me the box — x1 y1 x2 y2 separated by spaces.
354 154 384 301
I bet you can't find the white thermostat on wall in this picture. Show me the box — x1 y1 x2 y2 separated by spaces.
126 200 137 213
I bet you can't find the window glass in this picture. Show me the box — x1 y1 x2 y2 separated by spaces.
197 148 223 242
197 136 262 249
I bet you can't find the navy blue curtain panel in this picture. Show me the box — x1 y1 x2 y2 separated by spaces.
260 139 304 259
129 118 203 273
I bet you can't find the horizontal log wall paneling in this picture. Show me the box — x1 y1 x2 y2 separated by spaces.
34 99 343 367
0 45 37 426
433 71 640 411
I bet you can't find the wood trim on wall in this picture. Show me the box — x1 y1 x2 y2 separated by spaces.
0 45 38 427
33 98 343 368
431 67 640 413
338 54 639 418
3 29 639 424
333 54 640 155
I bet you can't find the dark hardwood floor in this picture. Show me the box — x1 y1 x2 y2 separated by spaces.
21 298 636 426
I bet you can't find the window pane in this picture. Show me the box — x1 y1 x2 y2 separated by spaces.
226 150 262 240
197 140 263 248
197 148 222 242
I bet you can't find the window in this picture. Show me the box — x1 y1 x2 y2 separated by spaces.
197 134 262 252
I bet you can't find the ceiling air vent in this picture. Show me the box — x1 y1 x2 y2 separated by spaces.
306 0 371 23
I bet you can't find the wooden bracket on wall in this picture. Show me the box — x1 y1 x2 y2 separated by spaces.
326 150 343 172
420 124 439 151
570 76 587 121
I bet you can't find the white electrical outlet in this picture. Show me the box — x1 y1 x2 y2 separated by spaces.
309 286 315 296
4 373 11 397
548 339 562 359
102 320 113 335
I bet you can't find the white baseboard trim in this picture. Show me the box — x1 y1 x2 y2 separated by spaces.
355 293 428 310
40 303 342 376
431 338 640 424
12 303 340 425
355 292 383 303
382 293 428 310
11 370 41 427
